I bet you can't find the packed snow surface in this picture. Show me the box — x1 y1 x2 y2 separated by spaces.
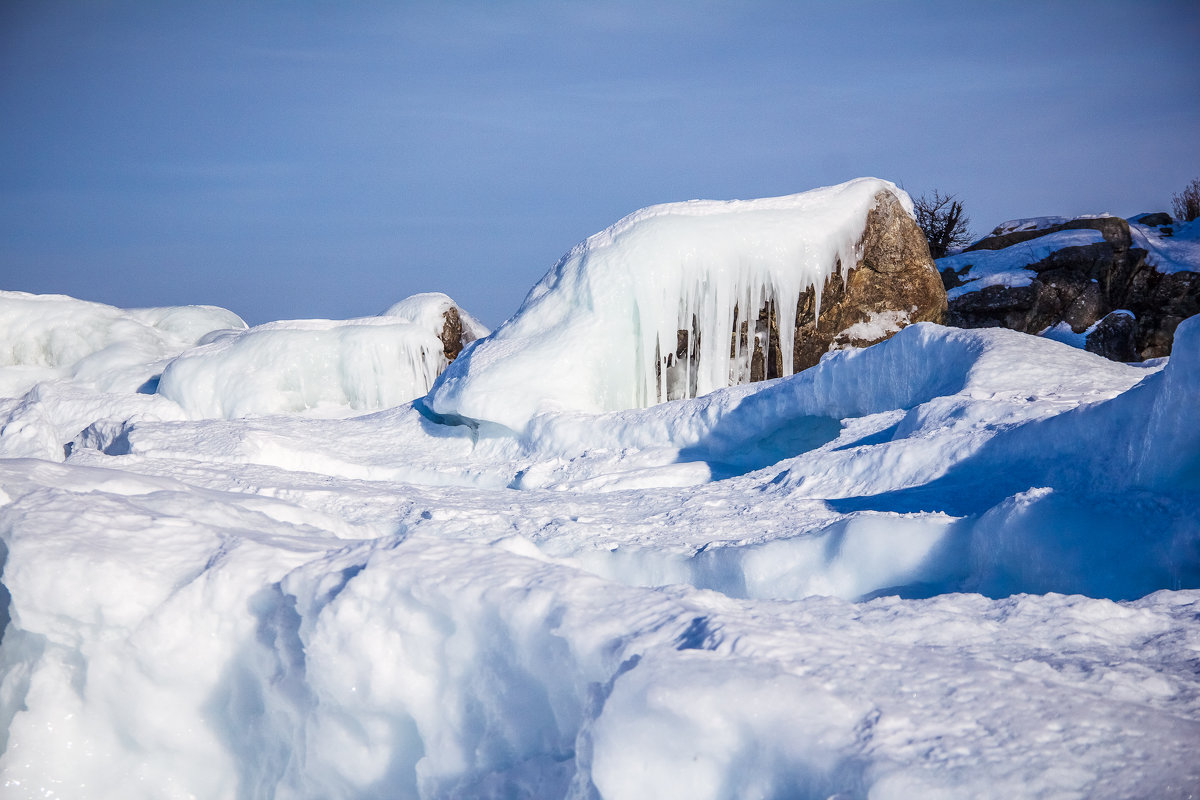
429 178 911 433
1 216 1199 795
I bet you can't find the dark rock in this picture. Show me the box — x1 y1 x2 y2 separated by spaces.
1085 312 1139 362
945 213 1199 361
1134 212 1173 228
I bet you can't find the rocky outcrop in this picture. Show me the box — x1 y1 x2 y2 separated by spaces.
439 305 475 362
941 214 1199 361
966 216 1131 253
1085 311 1139 362
727 189 947 378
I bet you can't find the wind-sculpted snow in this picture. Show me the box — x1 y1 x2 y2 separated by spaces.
158 293 488 419
1 288 1199 797
429 178 907 433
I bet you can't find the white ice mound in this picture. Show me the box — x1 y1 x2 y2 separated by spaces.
428 178 910 433
157 293 488 419
0 291 246 396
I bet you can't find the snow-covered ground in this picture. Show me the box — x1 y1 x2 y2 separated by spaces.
1133 216 1200 275
1 184 1198 799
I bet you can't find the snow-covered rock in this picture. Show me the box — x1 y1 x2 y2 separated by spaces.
429 178 944 433
941 213 1200 361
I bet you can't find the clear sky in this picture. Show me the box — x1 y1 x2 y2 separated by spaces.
2 1 1198 327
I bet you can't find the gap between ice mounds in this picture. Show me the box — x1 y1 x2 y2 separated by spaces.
427 177 941 434
156 293 487 419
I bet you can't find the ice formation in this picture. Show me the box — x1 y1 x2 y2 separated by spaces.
429 178 909 432
158 293 488 419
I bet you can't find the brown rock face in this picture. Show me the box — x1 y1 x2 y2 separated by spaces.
790 190 947 371
437 304 484 363
672 188 947 388
725 189 946 378
943 215 1200 361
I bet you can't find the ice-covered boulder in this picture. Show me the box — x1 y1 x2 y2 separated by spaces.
428 178 945 433
940 213 1200 360
157 293 487 419
789 187 946 370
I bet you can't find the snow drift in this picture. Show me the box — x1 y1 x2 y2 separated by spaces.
428 178 914 433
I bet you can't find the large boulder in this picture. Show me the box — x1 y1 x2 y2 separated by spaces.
789 189 946 371
427 179 947 433
731 189 946 377
940 214 1200 360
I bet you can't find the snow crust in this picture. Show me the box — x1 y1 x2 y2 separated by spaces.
1 275 1199 792
429 178 910 433
158 293 488 419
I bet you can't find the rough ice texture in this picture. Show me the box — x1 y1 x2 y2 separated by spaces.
158 293 488 419
429 178 913 433
2 296 1199 794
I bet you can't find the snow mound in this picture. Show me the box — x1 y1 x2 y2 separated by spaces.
157 293 488 419
0 292 246 396
429 178 911 433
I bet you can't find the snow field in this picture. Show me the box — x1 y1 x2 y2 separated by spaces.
2 462 1197 798
0 182 1198 797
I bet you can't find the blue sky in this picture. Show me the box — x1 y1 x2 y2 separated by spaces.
2 1 1198 326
